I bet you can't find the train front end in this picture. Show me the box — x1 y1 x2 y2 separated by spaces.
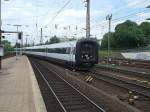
76 39 99 68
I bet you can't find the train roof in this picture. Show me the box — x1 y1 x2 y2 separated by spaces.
23 38 98 49
24 41 77 49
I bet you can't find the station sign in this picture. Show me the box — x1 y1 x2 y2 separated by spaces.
0 45 4 56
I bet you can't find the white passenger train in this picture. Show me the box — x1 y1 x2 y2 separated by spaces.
23 39 99 70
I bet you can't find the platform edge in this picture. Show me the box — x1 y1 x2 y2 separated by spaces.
26 56 47 112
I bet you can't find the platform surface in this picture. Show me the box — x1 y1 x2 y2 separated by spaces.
0 56 47 112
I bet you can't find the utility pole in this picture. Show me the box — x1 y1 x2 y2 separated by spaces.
26 37 28 47
25 35 29 47
13 24 22 59
106 14 112 63
32 38 35 46
36 23 38 43
13 25 21 31
85 0 90 38
40 28 43 44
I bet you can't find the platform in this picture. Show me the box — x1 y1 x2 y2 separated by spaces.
0 56 47 112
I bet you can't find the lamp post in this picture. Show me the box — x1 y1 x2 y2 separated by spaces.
0 0 9 69
13 24 22 59
25 34 30 47
106 14 112 64
85 0 90 38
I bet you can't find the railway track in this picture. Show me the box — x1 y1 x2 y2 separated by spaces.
30 58 105 112
100 57 150 69
90 69 150 98
97 64 150 80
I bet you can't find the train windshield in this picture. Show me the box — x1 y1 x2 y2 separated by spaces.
80 42 97 61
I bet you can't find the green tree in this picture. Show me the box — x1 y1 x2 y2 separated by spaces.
101 20 148 50
49 35 60 44
100 32 114 49
114 20 147 49
45 40 49 44
139 22 150 43
1 40 14 53
69 37 76 41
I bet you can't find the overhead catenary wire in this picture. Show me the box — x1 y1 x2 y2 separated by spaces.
44 0 72 28
91 9 150 30
91 0 148 22
90 0 149 29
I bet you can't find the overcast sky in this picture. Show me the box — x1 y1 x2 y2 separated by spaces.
1 0 150 45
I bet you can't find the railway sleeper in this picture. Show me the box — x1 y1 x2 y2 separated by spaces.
65 105 88 111
62 100 86 106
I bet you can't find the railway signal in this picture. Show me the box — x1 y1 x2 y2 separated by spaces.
18 32 23 40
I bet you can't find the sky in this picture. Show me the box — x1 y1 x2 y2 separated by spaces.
1 0 150 45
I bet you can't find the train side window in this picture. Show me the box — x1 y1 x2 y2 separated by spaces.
62 48 66 54
48 49 51 53
55 48 58 53
47 48 71 54
51 48 54 53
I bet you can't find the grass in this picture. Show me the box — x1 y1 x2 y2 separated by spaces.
99 50 109 57
99 50 124 58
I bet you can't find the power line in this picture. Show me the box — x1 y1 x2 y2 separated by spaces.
91 9 150 30
39 0 58 18
90 0 149 29
111 0 148 15
112 9 150 22
44 0 72 28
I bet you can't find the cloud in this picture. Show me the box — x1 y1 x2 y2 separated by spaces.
61 9 104 18
127 0 150 8
43 8 105 27
2 0 149 44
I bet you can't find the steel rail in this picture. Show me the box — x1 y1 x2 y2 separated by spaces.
32 59 105 112
41 61 106 112
91 70 150 98
97 65 150 80
32 61 67 112
94 69 150 89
